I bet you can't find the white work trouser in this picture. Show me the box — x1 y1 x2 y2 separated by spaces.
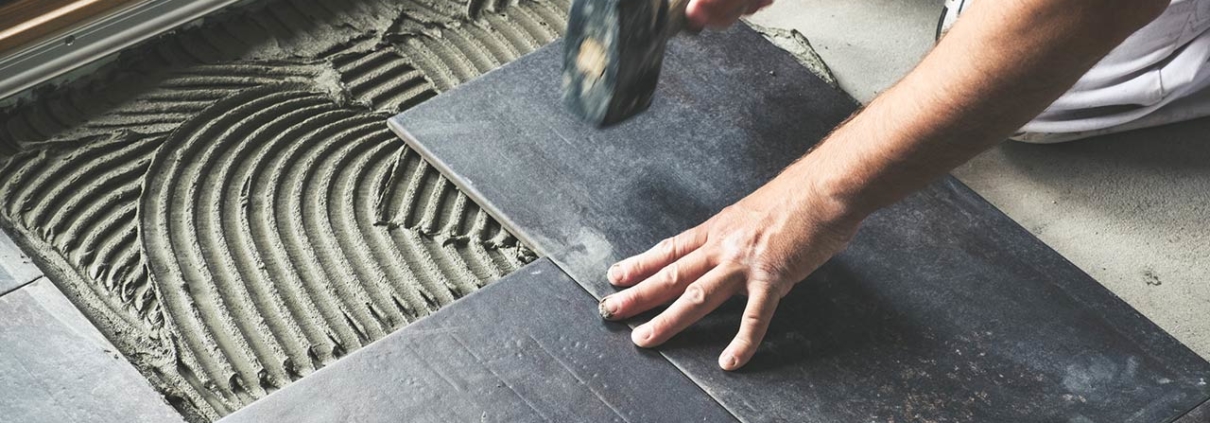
951 0 1210 143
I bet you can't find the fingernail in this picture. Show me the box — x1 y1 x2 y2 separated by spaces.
598 296 617 320
607 264 622 283
720 352 739 371
631 325 652 346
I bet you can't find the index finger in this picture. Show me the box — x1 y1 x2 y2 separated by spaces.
609 227 706 287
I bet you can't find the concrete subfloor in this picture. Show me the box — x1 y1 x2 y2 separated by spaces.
749 0 1210 360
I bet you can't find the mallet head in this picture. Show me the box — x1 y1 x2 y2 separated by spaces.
562 0 688 126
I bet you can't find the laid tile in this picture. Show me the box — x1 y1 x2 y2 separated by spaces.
0 278 185 423
1177 398 1210 422
0 228 41 296
1178 398 1210 423
389 24 1210 421
220 258 734 423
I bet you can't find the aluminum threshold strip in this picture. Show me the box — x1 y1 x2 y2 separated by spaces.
0 0 242 101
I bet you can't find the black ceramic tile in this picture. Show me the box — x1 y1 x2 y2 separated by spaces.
392 26 857 299
220 258 735 423
1178 398 1210 423
0 279 185 423
0 228 41 296
389 24 1210 422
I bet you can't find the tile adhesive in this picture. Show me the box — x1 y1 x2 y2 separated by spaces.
0 0 568 420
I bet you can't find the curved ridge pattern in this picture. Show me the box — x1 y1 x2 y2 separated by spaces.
331 0 567 112
0 131 163 322
135 84 530 418
0 0 565 420
0 64 327 151
394 0 568 92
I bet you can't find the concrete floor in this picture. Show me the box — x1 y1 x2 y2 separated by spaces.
749 0 1210 360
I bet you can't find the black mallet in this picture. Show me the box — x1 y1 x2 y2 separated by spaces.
562 0 692 126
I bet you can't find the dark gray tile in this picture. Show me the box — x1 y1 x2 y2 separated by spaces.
389 24 1210 422
0 228 41 296
220 258 735 423
392 27 857 300
0 278 185 423
1178 398 1210 423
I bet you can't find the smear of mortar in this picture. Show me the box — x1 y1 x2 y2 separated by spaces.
747 22 839 90
0 0 567 420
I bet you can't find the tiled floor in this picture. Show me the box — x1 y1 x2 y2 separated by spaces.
221 259 733 423
383 30 1210 421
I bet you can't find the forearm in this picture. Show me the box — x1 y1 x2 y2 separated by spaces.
782 0 1167 220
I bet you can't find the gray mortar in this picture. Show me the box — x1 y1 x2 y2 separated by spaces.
748 21 839 90
0 0 565 420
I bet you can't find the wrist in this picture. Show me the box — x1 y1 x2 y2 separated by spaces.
790 105 913 224
775 152 870 229
807 162 870 228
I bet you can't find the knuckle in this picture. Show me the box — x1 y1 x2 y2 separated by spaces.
657 238 677 256
742 312 765 327
612 291 633 310
762 280 794 299
749 261 786 281
659 262 682 289
684 284 708 306
645 319 667 338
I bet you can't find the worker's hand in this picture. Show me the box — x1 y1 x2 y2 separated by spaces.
599 172 862 370
686 0 774 29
